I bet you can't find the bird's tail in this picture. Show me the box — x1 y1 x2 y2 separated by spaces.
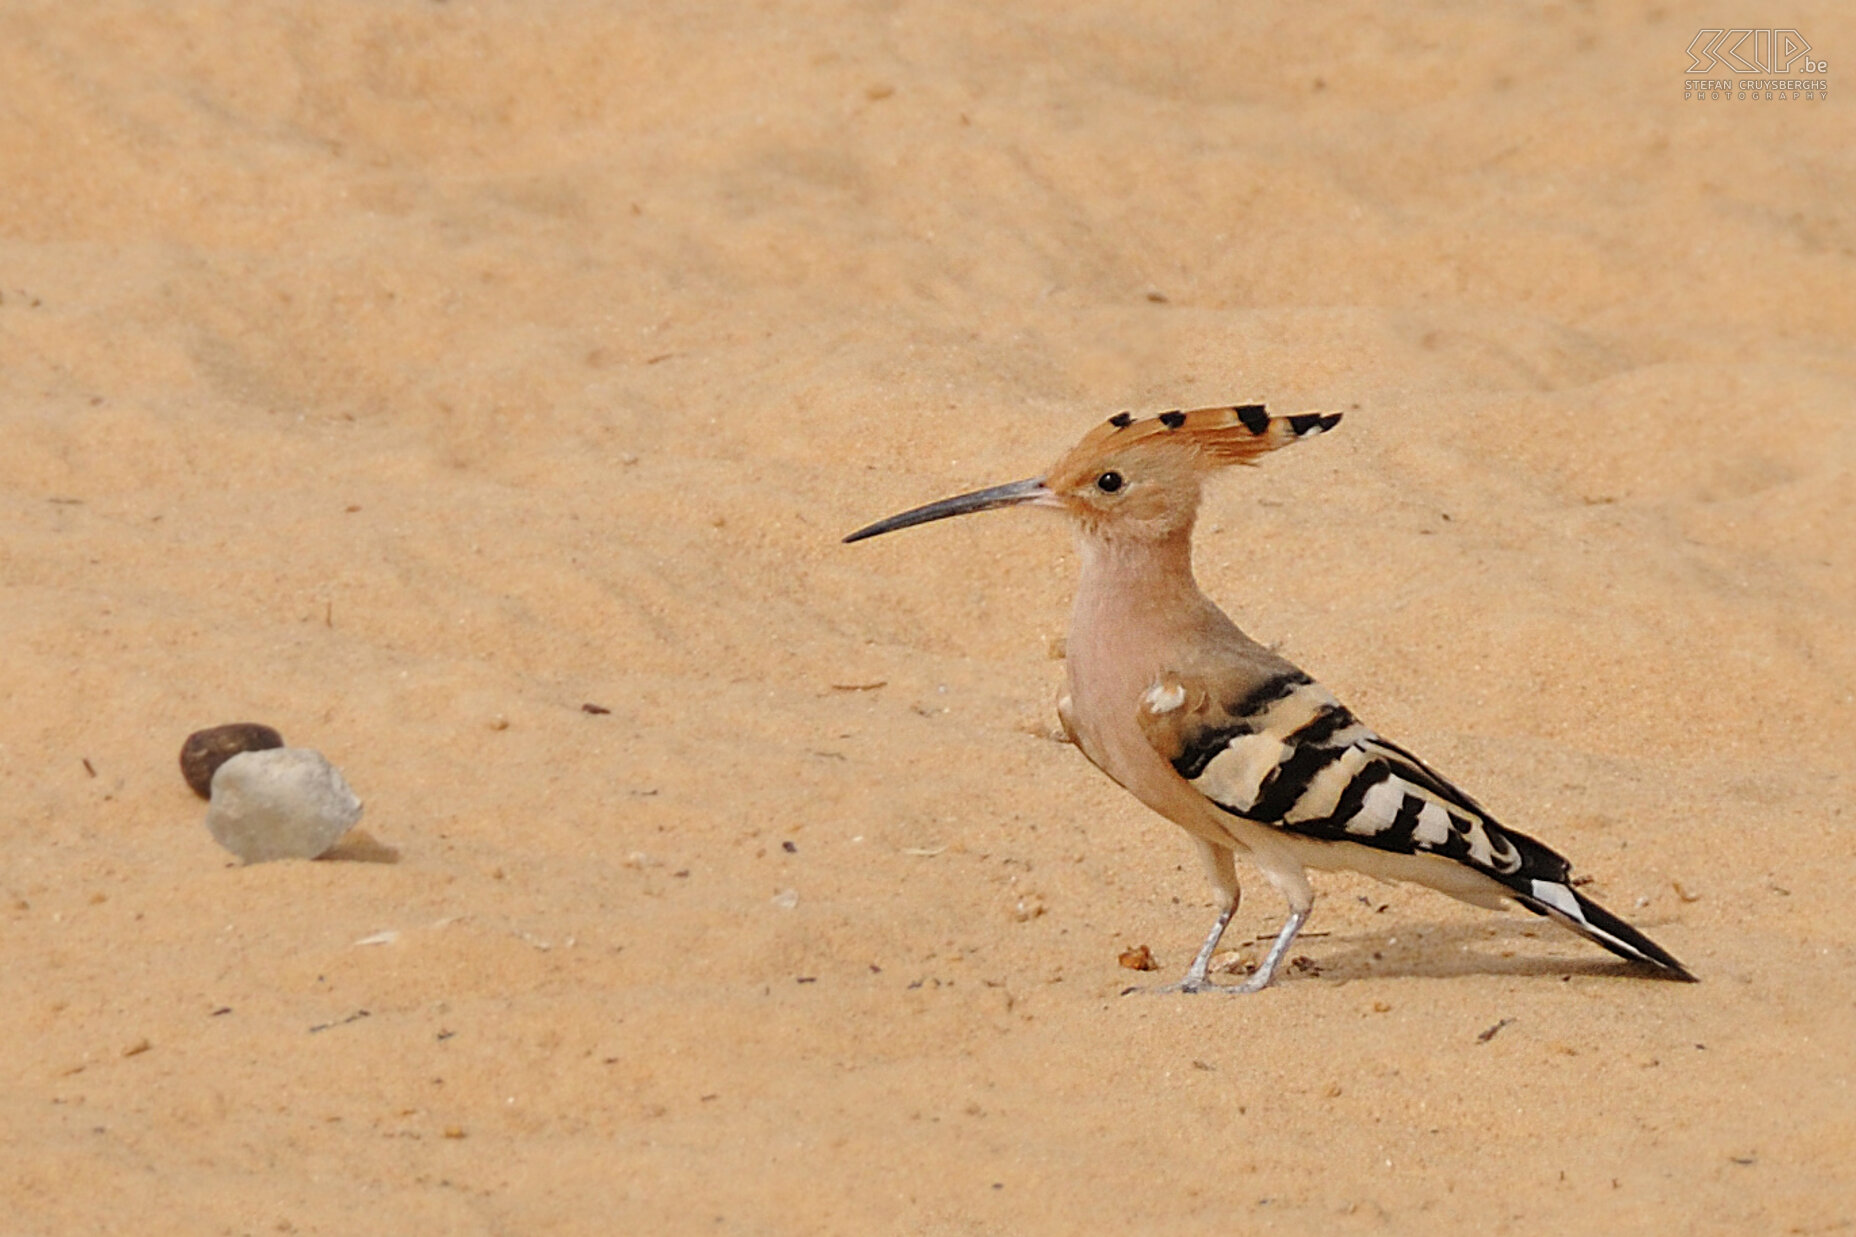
1512 879 1697 981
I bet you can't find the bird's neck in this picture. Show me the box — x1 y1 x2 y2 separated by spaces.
1060 525 1231 807
1074 526 1203 614
1068 526 1218 694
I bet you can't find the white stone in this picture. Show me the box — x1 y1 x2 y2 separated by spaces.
205 748 363 863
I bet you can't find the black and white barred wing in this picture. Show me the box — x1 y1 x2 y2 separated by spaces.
1138 668 1694 978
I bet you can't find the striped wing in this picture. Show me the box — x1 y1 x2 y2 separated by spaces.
1142 669 1530 875
1138 668 1694 977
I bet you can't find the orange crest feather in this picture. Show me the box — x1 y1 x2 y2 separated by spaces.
1048 404 1342 484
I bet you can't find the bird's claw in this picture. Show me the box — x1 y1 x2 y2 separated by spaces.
1122 973 1265 995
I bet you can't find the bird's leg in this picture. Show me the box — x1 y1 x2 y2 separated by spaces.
1137 901 1237 994
1181 900 1238 990
1230 906 1309 994
1140 839 1240 994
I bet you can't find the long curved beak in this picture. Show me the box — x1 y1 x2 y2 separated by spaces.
843 477 1053 543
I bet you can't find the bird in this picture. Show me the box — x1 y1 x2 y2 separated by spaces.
844 404 1695 992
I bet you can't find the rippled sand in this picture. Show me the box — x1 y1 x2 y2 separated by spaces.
2 4 1851 1232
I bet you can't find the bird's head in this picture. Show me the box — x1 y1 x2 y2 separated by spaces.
843 404 1341 546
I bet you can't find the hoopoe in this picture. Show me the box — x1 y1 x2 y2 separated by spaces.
845 405 1694 992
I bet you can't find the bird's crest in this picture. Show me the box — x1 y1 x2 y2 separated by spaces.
1045 404 1341 488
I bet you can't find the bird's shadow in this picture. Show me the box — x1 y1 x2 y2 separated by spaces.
1257 916 1691 985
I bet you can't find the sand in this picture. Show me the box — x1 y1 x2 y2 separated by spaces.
2 2 1853 1232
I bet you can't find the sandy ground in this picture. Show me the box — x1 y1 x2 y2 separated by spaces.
3 2 1853 1232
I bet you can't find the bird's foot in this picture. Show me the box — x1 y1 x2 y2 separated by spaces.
1121 971 1266 996
1135 977 1217 995
1227 969 1273 995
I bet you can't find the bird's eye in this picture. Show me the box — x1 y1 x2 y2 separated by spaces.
1095 471 1124 494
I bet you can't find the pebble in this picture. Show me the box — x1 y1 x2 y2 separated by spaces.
204 748 363 863
179 723 285 799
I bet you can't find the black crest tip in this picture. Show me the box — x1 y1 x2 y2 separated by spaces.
1287 412 1342 437
1234 404 1270 435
